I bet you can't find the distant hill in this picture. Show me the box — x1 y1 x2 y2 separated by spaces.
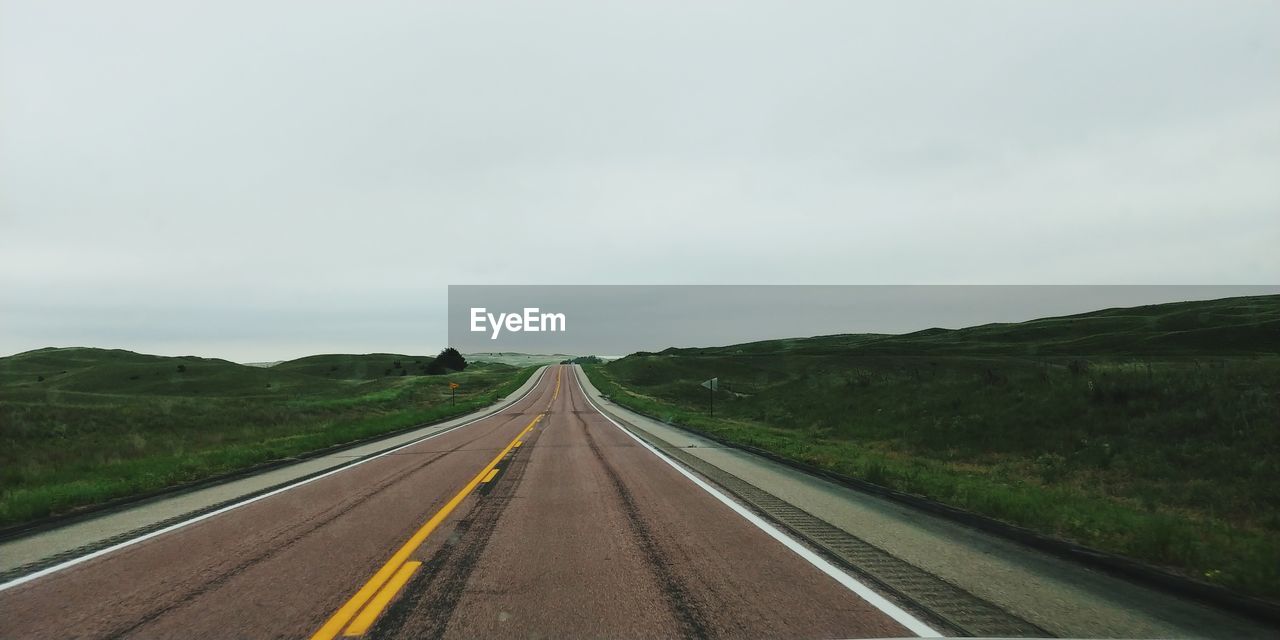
659 294 1279 358
0 346 526 529
243 361 283 368
0 348 488 399
0 347 347 397
464 353 571 366
273 353 441 380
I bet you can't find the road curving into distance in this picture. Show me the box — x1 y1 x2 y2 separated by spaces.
0 365 937 639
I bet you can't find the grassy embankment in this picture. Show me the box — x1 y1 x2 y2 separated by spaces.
0 348 535 527
583 295 1280 600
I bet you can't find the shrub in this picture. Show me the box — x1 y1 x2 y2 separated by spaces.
436 348 467 371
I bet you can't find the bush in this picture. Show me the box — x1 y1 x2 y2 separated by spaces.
436 348 467 371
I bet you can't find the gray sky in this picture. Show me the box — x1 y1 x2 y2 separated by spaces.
2 1 1278 361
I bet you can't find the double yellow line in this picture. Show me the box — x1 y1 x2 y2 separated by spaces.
310 412 544 639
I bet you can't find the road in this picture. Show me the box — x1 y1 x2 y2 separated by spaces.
0 366 935 639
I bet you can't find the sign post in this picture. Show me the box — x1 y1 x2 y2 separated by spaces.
700 377 718 418
449 381 459 405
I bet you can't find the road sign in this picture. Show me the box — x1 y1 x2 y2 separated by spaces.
449 382 460 389
701 377 718 417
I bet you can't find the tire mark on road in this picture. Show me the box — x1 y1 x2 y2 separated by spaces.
579 414 712 640
370 425 543 639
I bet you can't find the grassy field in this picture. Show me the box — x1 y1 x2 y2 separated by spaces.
0 348 534 528
584 294 1280 600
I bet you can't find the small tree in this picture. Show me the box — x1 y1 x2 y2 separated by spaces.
436 348 467 371
177 364 186 373
425 359 448 375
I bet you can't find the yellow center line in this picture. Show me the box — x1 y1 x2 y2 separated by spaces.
342 561 422 636
310 413 543 640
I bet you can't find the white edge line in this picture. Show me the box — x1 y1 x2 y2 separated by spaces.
572 366 943 638
0 366 550 593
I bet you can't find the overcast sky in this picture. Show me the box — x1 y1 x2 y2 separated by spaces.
2 1 1278 361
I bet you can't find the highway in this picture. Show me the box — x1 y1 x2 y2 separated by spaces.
0 366 935 638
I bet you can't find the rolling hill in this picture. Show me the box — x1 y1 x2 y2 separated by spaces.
585 294 1280 600
0 347 530 529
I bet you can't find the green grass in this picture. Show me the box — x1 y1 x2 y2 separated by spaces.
0 347 535 527
584 294 1280 600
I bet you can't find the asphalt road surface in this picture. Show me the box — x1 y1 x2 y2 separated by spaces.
0 366 936 639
